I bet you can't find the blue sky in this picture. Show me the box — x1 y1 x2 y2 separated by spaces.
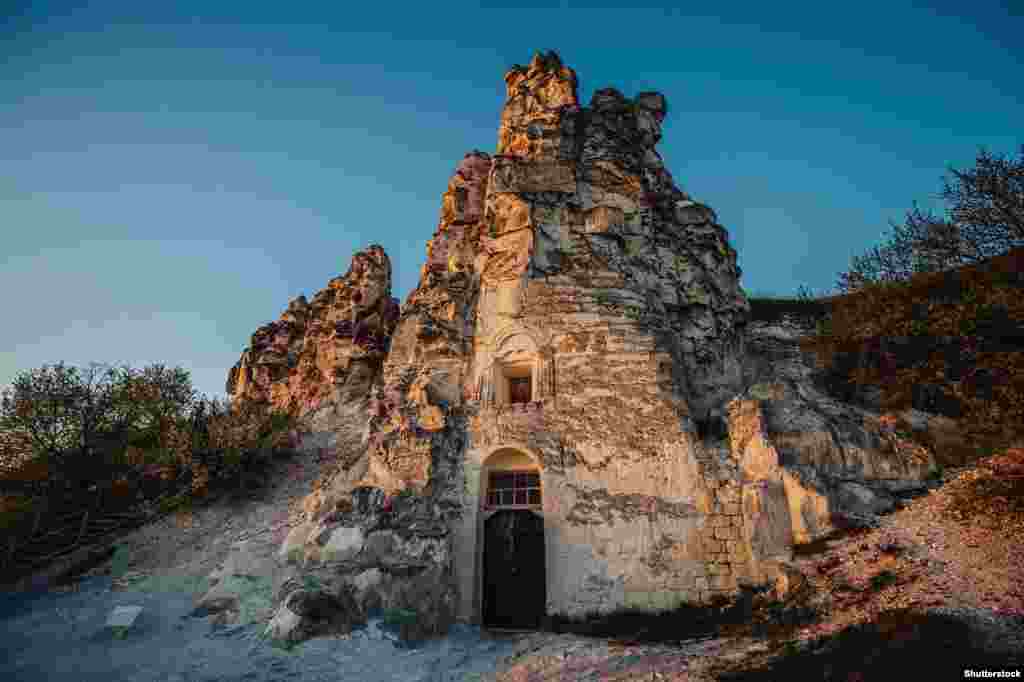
2 1 1021 401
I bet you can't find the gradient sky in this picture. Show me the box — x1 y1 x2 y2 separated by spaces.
2 1 1022 401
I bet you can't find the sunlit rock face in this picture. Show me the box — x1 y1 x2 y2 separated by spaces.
226 245 400 454
231 51 938 643
225 246 397 412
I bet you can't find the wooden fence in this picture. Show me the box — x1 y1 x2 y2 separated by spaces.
0 477 193 583
0 453 276 585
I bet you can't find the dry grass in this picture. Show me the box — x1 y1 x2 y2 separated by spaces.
702 441 1024 680
792 443 1024 634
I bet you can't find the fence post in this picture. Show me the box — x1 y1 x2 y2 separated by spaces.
30 504 44 538
4 535 15 570
75 510 90 546
4 502 44 571
81 484 104 542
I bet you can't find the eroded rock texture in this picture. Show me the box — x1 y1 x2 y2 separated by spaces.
226 245 400 448
236 51 938 644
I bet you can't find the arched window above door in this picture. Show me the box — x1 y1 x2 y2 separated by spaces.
486 470 541 508
481 447 542 510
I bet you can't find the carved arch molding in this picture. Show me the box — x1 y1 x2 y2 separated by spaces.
477 326 555 406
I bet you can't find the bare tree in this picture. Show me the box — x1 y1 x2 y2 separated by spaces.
943 146 1024 256
836 240 920 294
837 146 1024 294
890 204 981 271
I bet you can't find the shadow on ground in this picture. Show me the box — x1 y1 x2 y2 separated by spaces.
544 583 822 645
717 608 1024 681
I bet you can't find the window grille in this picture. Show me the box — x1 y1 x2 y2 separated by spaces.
486 471 541 507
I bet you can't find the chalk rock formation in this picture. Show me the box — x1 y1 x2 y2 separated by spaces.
244 51 938 644
226 244 400 443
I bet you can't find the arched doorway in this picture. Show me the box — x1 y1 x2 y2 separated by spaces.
483 509 546 628
476 445 546 629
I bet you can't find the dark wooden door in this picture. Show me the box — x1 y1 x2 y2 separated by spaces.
483 510 546 628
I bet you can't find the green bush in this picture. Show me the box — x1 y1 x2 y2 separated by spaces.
109 544 131 578
382 608 418 626
146 448 179 468
266 411 293 435
157 492 190 514
870 570 898 591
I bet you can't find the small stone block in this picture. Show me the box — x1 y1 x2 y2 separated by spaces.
106 605 143 629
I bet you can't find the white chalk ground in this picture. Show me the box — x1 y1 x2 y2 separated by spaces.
0 574 525 682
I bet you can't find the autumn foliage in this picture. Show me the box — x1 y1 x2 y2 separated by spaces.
807 147 1024 462
0 362 304 521
800 247 1024 461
